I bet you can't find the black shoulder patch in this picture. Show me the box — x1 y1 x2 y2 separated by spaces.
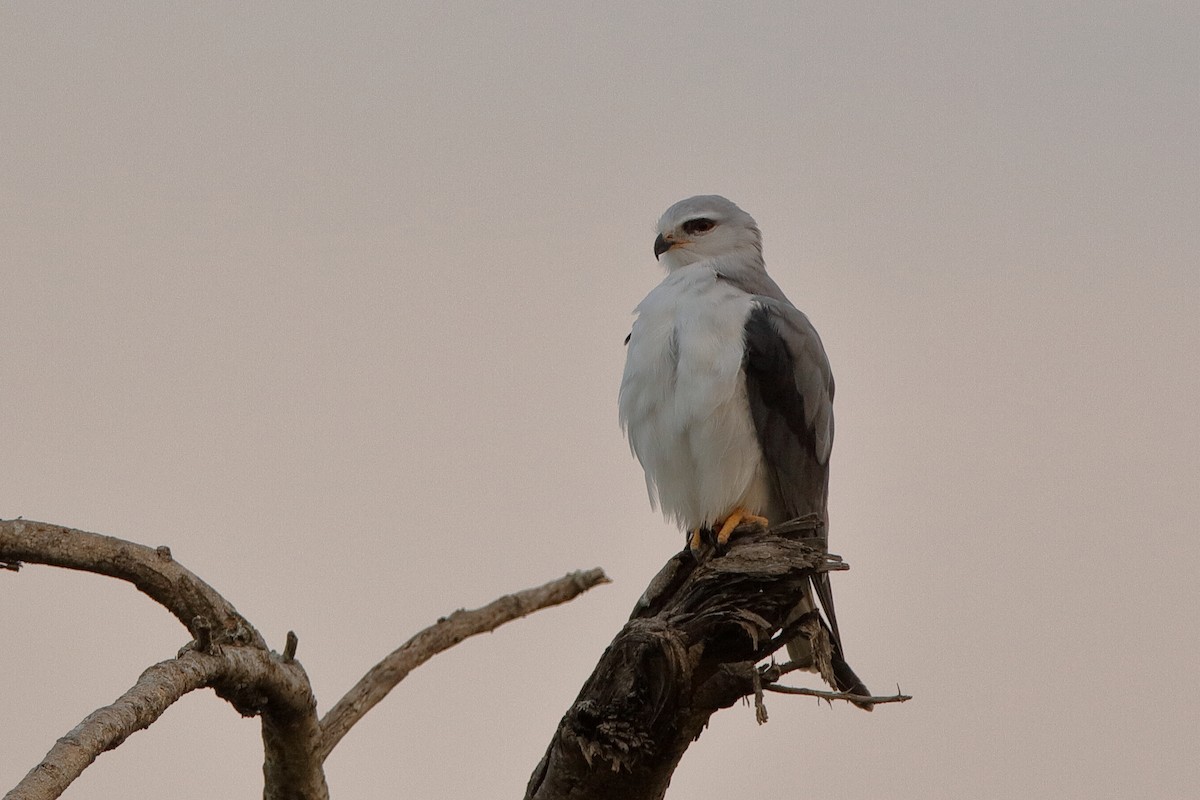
742 304 827 520
743 305 806 437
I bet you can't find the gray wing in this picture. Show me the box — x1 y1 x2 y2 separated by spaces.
742 298 872 704
716 266 833 486
742 298 834 522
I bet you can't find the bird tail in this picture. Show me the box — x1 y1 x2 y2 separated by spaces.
784 578 873 711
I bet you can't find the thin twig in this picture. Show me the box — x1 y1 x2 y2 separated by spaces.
762 684 911 705
318 568 609 760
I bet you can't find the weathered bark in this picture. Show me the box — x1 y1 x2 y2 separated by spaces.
525 518 855 800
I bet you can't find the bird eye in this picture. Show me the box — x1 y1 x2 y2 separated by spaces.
682 218 715 235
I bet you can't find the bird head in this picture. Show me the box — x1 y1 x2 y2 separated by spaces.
653 195 762 271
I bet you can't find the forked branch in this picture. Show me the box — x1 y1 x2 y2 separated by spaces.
0 519 608 800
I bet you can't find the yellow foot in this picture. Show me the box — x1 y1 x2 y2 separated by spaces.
715 508 769 546
688 528 705 553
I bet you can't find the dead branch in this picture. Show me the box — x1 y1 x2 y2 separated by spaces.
1 519 607 799
762 684 911 705
6 654 224 800
0 519 263 647
525 518 899 800
5 645 322 800
318 568 610 760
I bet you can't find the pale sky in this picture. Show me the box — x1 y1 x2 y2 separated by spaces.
3 2 1198 798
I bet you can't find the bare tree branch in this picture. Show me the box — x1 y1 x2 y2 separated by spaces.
6 654 224 800
2 519 608 799
762 684 911 705
0 519 263 647
2 519 325 798
317 567 611 760
4 644 324 800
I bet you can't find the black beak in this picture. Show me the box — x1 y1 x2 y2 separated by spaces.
653 234 670 260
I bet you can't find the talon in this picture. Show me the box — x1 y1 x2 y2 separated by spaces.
715 507 769 547
688 527 717 559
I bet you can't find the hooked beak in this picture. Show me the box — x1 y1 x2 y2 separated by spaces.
653 234 671 260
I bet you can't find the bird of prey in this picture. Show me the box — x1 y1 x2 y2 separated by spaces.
619 195 870 704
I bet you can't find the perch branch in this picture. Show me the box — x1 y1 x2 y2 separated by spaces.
525 518 903 800
317 567 610 760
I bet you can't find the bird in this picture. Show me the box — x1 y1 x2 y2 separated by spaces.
619 195 871 706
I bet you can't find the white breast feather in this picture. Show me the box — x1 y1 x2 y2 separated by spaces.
619 265 770 530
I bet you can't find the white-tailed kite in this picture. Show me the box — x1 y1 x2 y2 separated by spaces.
619 195 870 705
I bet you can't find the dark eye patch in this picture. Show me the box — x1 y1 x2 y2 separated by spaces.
681 218 715 235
